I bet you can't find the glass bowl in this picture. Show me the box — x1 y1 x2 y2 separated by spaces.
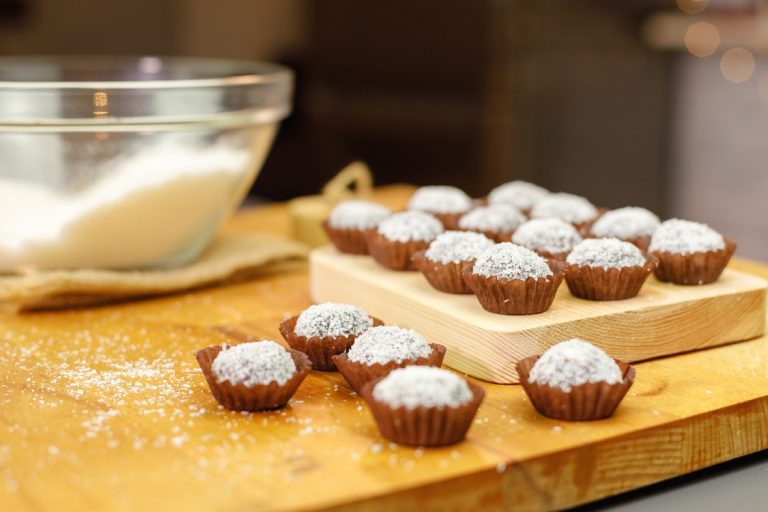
0 56 292 271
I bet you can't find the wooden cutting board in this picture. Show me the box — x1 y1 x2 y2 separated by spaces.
310 246 767 383
2 186 768 512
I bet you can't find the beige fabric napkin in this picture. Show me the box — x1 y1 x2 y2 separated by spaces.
0 232 308 312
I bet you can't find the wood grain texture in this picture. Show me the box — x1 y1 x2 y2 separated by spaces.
1 185 767 512
311 246 766 383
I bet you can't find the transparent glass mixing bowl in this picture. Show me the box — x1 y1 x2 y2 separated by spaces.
0 56 292 271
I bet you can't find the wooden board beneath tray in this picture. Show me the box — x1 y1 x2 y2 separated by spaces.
310 245 767 383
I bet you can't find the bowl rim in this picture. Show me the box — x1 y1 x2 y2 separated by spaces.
0 55 292 90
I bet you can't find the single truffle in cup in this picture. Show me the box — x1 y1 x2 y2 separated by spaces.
530 192 599 231
462 242 563 315
564 238 655 301
412 231 495 294
279 302 383 371
487 180 549 212
512 218 583 260
648 219 736 285
408 185 473 229
332 325 447 393
323 200 392 254
365 210 444 270
458 204 526 242
196 340 311 412
361 366 485 446
517 339 634 421
589 206 660 250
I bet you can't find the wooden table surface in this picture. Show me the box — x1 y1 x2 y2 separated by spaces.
2 185 767 512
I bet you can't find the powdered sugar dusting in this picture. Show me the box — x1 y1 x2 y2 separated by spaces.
377 211 444 242
212 341 296 387
512 218 582 255
347 326 432 366
530 193 598 224
424 231 495 264
372 366 473 410
294 303 373 338
328 200 391 230
408 186 473 214
591 207 659 239
649 218 726 254
487 181 549 210
472 243 553 280
566 238 646 269
458 205 526 233
528 339 623 392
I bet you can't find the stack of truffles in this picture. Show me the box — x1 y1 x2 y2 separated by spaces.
193 180 736 449
324 182 736 314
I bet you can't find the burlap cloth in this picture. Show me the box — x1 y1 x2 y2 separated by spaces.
0 232 308 312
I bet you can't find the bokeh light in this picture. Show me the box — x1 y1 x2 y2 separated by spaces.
684 22 720 58
720 48 756 84
676 0 709 14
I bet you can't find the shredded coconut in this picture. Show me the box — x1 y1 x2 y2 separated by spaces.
458 205 526 233
472 242 553 280
372 366 473 410
211 341 296 387
424 231 495 264
328 200 391 230
512 218 583 255
294 302 373 338
408 186 473 214
528 339 623 392
591 207 660 239
347 326 432 366
530 193 598 224
649 218 726 254
566 238 646 269
377 211 444 243
487 180 549 210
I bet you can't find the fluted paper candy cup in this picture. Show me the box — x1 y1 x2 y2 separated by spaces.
411 250 474 294
516 355 635 421
652 240 736 285
564 259 656 301
462 267 563 315
196 344 311 412
322 220 370 255
365 230 430 271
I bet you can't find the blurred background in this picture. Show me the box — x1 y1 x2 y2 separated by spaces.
0 0 765 258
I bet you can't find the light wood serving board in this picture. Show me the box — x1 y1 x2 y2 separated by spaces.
310 245 767 383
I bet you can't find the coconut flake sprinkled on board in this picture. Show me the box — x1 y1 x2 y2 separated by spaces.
212 341 296 387
347 326 432 366
487 181 549 210
408 186 473 214
372 366 473 409
530 193 598 224
512 218 583 255
566 238 646 269
377 210 444 242
328 200 391 230
472 242 553 280
424 231 495 264
528 339 623 392
590 206 659 239
458 204 526 233
294 303 373 338
649 218 726 254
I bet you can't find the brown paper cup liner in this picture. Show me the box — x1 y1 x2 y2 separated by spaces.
412 251 474 294
195 344 311 412
433 212 465 230
564 260 656 301
332 344 447 394
322 221 369 255
360 378 485 446
279 315 384 371
364 230 431 271
462 268 563 315
517 355 635 421
462 228 513 243
652 240 736 285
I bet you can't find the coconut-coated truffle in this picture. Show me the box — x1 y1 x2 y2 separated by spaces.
294 303 373 338
649 219 725 255
328 200 391 230
212 341 297 387
487 180 549 210
512 218 583 255
530 193 598 224
566 238 646 269
408 186 473 214
472 243 553 280
372 366 473 409
528 339 623 392
424 231 495 264
377 211 444 243
347 326 432 366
